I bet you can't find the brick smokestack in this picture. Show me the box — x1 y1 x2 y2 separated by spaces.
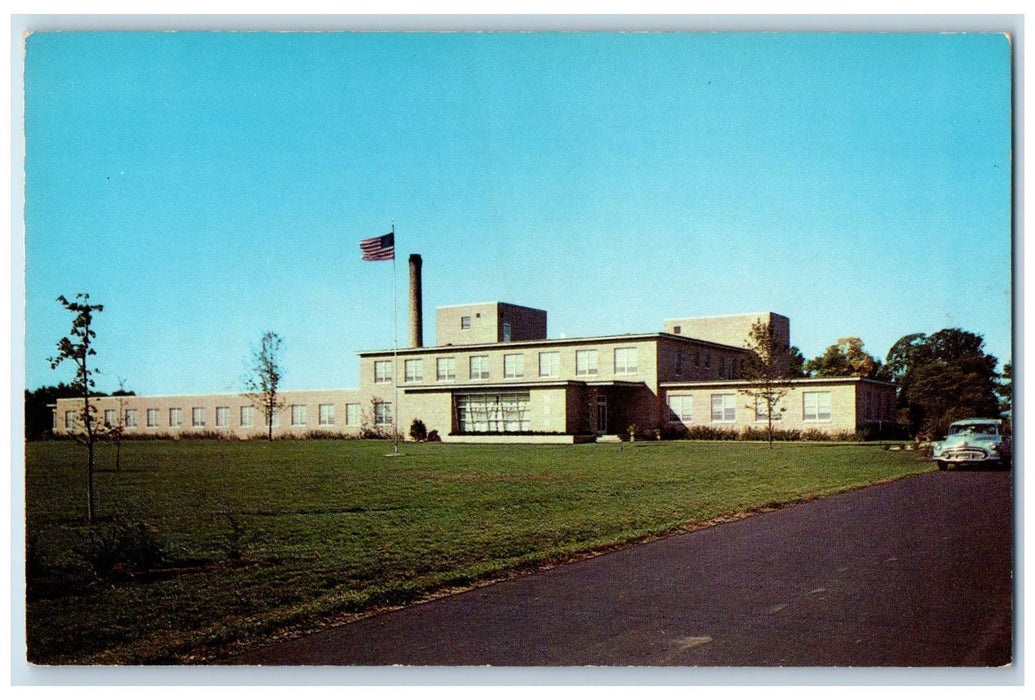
408 254 423 348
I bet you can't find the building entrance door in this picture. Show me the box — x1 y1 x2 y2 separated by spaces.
595 396 608 435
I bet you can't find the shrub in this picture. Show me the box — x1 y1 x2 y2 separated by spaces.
427 429 441 442
684 425 738 440
76 518 169 581
409 419 428 442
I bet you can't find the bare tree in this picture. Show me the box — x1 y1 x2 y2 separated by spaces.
243 331 284 442
48 293 105 523
739 319 792 449
106 377 131 474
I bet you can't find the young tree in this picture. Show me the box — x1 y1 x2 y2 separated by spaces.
739 319 791 449
243 331 284 442
48 293 105 523
804 337 882 378
105 377 132 474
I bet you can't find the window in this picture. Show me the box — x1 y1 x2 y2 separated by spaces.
614 347 638 375
502 323 511 342
461 316 471 330
191 407 205 427
125 409 138 428
437 357 456 381
104 409 116 426
576 349 598 376
673 325 682 334
147 408 159 428
668 395 693 423
754 397 783 422
169 407 183 428
240 405 254 428
539 351 560 378
675 352 685 376
319 404 335 426
374 360 393 384
456 393 530 433
374 401 393 427
803 392 832 422
216 406 230 428
404 358 423 383
291 404 307 426
504 353 524 378
345 403 360 427
65 411 76 430
470 355 490 380
265 407 281 428
711 394 736 423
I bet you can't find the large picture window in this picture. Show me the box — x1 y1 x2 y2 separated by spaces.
803 392 832 421
456 393 531 433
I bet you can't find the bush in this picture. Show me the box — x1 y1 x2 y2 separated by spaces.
683 425 739 441
409 419 428 442
427 429 441 442
76 518 169 581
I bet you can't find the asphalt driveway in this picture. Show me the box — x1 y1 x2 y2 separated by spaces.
227 469 1013 668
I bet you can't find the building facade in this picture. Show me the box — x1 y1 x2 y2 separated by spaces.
52 304 896 442
50 254 895 441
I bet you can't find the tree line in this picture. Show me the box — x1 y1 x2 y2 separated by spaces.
782 329 1009 437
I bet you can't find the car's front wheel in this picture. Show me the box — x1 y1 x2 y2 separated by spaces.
936 460 947 471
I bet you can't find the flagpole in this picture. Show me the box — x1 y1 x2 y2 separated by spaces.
391 221 399 457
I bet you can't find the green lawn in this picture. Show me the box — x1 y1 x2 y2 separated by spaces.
24 438 931 664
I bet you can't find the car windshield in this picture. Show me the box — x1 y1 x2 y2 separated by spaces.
948 423 998 436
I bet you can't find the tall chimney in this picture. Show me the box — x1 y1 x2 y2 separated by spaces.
408 254 423 348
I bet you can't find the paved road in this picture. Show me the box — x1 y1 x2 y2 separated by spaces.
228 470 1013 667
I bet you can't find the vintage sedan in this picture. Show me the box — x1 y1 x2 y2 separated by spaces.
931 418 1011 470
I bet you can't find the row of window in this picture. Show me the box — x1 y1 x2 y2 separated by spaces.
374 347 640 384
64 403 364 431
672 350 740 378
667 392 834 424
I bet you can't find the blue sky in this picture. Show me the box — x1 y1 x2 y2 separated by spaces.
22 31 1013 395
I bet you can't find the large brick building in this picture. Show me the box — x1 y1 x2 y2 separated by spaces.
52 256 895 442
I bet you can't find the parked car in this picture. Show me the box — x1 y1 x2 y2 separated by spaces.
931 418 1011 470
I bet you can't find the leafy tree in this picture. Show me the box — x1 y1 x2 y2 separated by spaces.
243 331 284 442
804 337 882 379
24 382 79 440
883 329 1002 437
787 346 808 378
997 362 1012 416
47 293 105 523
739 320 791 449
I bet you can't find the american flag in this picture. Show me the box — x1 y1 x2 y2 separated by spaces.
359 232 395 261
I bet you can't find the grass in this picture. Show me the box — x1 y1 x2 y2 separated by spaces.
24 438 932 664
